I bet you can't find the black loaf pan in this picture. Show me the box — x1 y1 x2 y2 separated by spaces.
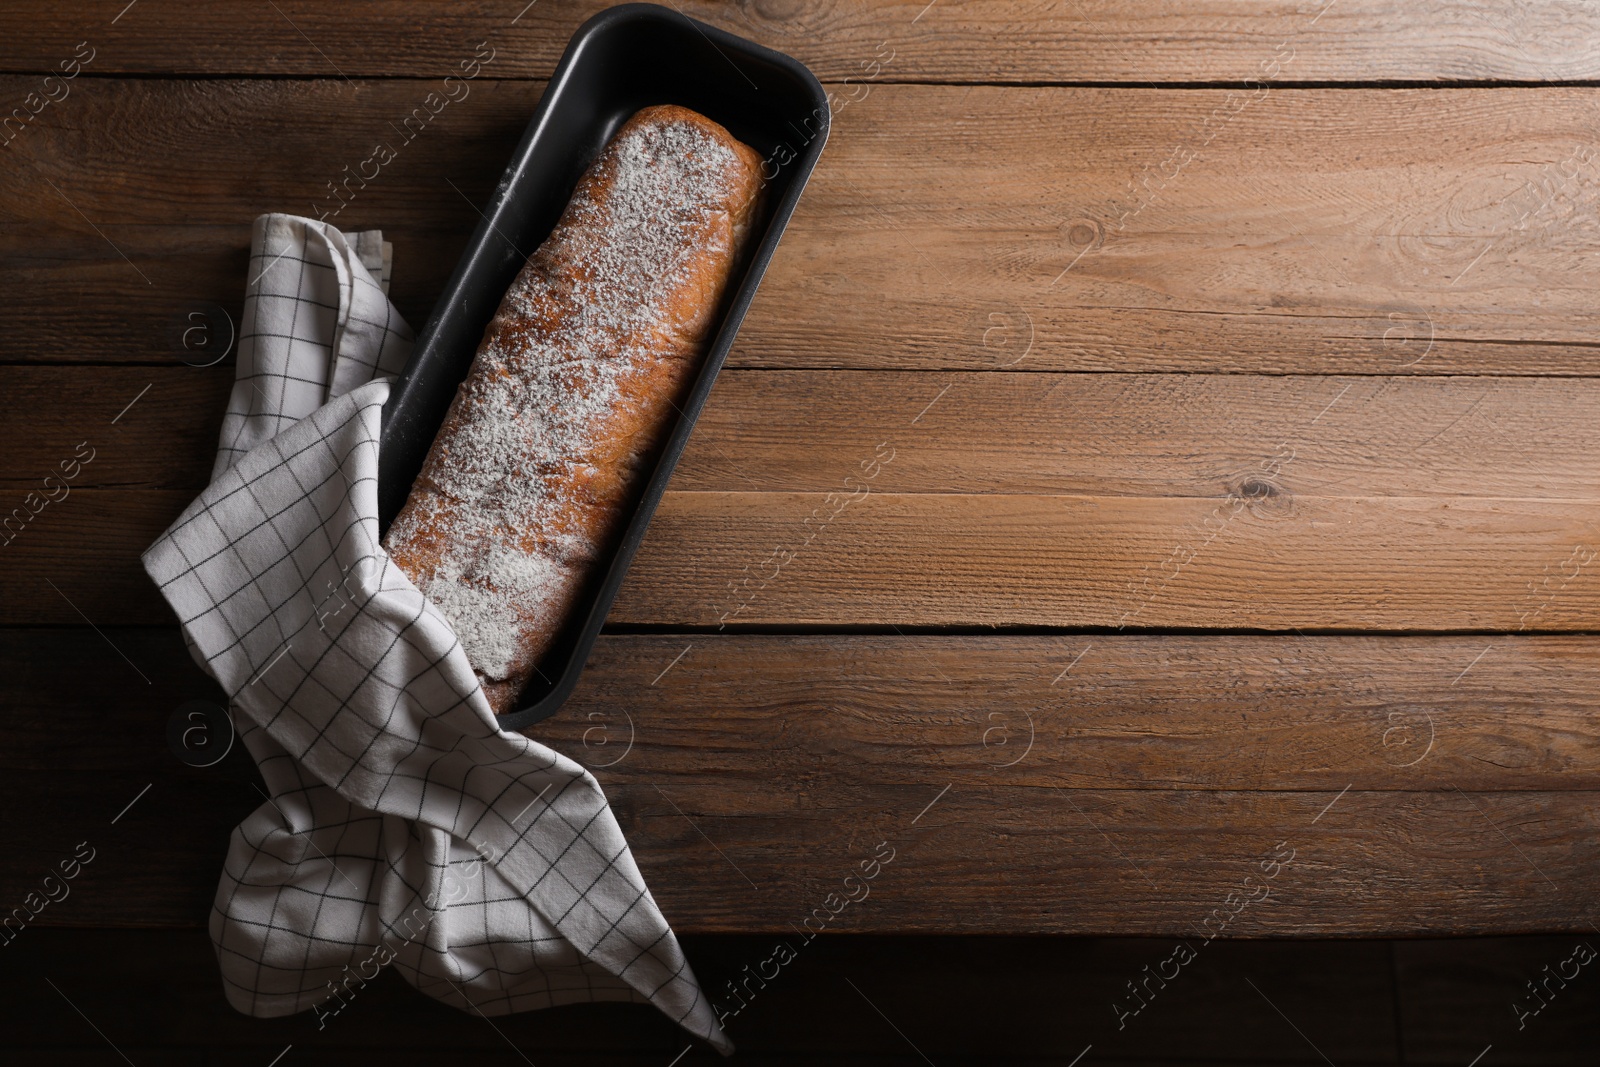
375 3 829 731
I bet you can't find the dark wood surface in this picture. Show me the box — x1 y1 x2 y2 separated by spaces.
11 78 1600 376
10 627 1600 935
6 0 1600 82
6 0 1600 1060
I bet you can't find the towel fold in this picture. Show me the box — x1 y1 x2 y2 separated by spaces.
141 213 730 1054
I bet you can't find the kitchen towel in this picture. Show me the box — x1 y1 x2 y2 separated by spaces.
141 213 730 1053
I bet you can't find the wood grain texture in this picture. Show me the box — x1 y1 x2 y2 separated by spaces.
626 785 1600 936
12 365 1600 500
754 83 1600 374
0 367 230 491
8 0 1600 956
0 489 186 623
617 491 1600 631
6 1 1600 83
7 80 1600 373
8 629 1600 935
6 487 1598 629
540 634 1600 794
23 630 1600 795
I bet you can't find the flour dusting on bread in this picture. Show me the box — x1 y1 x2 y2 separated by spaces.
383 105 762 712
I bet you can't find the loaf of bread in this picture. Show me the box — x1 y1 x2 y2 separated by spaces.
382 104 763 714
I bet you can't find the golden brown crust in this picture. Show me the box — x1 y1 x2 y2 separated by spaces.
383 105 763 715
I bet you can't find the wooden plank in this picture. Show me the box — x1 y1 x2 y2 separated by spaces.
748 83 1600 375
5 1 1600 83
0 77 531 361
684 371 1600 498
566 772 1600 938
559 639 1600 937
6 487 1597 628
11 365 1600 500
0 367 230 491
619 492 1600 631
0 489 188 623
18 628 1600 792
540 634 1600 794
6 80 1600 374
8 629 1600 934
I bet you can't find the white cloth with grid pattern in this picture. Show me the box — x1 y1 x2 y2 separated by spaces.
141 213 731 1053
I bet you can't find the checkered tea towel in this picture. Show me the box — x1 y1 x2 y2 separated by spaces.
141 213 731 1054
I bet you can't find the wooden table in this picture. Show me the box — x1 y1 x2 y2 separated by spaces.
7 1 1600 958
